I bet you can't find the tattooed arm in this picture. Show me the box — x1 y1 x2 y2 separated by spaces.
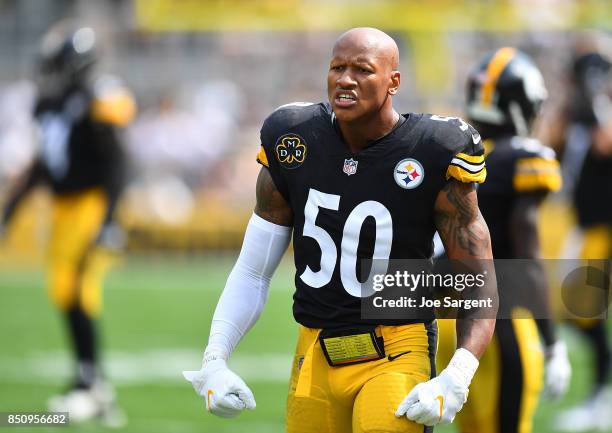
434 180 497 359
254 167 294 225
395 180 498 424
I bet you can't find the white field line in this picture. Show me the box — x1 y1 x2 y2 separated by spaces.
104 281 295 292
0 277 296 292
0 349 292 385
0 273 296 293
127 418 284 433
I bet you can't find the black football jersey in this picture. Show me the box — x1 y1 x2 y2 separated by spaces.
33 76 134 195
478 136 561 258
257 102 486 328
574 152 612 227
567 53 612 227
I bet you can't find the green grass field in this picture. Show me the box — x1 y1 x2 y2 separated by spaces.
0 254 609 433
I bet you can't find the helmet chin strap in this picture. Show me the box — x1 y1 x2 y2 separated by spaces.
508 101 529 137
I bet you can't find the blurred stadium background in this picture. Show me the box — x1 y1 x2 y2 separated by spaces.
0 0 611 432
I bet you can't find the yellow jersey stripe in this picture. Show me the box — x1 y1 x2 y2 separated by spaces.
513 157 561 192
515 157 560 173
90 90 136 127
483 139 495 157
454 152 485 164
446 165 487 183
513 172 562 192
451 154 486 174
256 146 269 167
481 47 516 105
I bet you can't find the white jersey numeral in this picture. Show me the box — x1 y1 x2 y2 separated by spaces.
300 189 340 288
39 113 70 180
299 188 392 297
430 114 469 131
340 201 392 297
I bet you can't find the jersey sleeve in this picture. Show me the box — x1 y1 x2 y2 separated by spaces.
512 139 562 193
440 119 487 184
90 75 137 127
256 110 291 202
256 145 269 167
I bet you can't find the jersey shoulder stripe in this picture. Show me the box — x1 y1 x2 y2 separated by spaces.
90 75 136 127
513 157 561 192
510 137 561 193
453 152 485 164
449 156 486 173
447 164 487 183
419 114 487 184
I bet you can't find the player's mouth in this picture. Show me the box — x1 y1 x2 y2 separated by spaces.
334 91 358 108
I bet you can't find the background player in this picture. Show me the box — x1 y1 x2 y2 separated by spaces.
436 48 572 433
184 27 498 432
0 21 135 425
547 37 612 432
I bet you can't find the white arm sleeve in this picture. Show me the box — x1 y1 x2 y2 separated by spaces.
204 213 291 362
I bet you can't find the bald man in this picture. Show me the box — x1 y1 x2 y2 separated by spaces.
184 27 497 433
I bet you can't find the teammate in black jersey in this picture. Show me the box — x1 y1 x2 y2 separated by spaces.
0 22 134 425
550 41 612 432
437 48 571 433
185 27 497 432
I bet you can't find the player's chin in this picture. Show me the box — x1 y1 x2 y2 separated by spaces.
332 104 363 122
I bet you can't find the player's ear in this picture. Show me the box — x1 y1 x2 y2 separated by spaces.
388 71 400 95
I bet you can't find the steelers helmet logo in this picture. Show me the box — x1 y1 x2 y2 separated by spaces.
275 134 307 169
394 158 424 189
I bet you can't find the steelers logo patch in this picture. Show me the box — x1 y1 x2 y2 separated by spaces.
394 158 424 189
275 134 307 169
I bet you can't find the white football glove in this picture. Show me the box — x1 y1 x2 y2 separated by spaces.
183 358 256 418
543 340 572 400
396 348 478 426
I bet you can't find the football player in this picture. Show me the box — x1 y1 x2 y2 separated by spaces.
436 48 571 433
0 21 135 425
552 42 612 432
184 27 498 432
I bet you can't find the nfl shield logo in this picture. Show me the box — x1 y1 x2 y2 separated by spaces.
343 158 358 176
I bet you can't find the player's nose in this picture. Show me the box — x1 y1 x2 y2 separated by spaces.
336 69 357 88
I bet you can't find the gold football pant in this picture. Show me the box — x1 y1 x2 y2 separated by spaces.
286 322 437 433
47 188 112 317
573 224 612 329
437 317 543 433
571 224 611 390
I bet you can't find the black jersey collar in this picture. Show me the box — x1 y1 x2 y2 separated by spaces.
327 106 416 158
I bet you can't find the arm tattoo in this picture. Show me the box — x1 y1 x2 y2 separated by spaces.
254 167 293 226
434 181 491 258
435 180 497 358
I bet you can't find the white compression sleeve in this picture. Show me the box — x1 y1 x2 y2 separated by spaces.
204 213 291 362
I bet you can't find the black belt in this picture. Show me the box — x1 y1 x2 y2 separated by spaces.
319 326 385 367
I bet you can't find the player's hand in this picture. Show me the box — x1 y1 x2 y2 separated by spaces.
395 368 468 425
395 348 478 426
543 340 571 400
183 359 256 418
